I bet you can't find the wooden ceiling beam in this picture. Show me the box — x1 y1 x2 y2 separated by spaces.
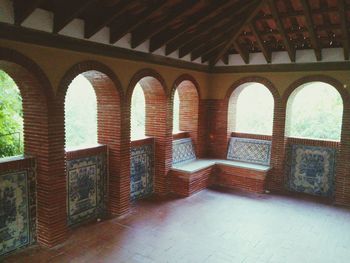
338 0 350 60
233 42 250 64
300 0 321 61
85 1 130 39
211 0 266 65
249 21 271 63
222 53 229 65
268 0 296 62
180 1 257 60
165 0 244 56
257 6 339 20
13 0 44 25
53 0 97 33
110 1 168 44
131 0 198 49
149 0 231 53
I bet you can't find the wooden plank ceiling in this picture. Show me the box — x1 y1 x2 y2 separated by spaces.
11 0 350 65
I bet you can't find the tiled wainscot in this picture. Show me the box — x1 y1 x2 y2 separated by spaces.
66 145 107 226
227 137 271 166
0 157 36 256
130 138 154 201
286 144 336 197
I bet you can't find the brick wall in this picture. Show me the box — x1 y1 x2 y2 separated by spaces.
2 47 350 253
128 70 172 196
0 48 67 247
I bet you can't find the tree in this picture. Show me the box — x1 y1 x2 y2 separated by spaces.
0 70 23 158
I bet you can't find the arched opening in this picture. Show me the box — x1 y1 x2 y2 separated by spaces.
285 81 343 141
173 80 199 138
128 71 168 200
0 70 23 158
59 63 123 224
171 77 200 165
0 48 61 250
65 74 97 150
130 83 146 140
228 82 274 136
284 81 344 198
172 89 180 134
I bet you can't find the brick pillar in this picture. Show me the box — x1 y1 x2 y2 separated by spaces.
176 79 200 156
197 99 208 158
83 69 128 216
141 77 171 195
267 96 286 192
0 48 68 247
206 99 228 159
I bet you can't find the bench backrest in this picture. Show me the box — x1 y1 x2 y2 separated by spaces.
227 137 272 166
172 138 196 165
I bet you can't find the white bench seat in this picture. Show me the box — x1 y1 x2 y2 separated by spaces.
171 159 216 173
215 160 271 172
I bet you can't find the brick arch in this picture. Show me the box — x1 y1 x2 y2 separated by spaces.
223 76 284 192
0 48 67 247
126 68 167 102
57 61 128 216
283 75 350 205
170 74 202 156
171 74 201 99
127 68 171 195
283 75 349 104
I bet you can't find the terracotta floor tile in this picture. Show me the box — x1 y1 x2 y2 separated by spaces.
3 187 350 263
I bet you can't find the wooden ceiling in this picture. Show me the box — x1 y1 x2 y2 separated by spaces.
11 0 350 66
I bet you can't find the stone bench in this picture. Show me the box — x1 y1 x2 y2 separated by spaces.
170 137 272 197
214 137 272 193
170 138 214 196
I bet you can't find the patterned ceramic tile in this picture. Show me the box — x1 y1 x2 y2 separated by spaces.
172 138 196 165
288 145 336 197
0 169 36 256
227 137 271 166
67 153 107 226
131 143 154 201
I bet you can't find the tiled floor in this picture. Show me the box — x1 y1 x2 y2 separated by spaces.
3 187 350 263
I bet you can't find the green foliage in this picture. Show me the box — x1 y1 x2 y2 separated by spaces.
0 70 23 158
288 82 343 141
235 84 274 135
65 75 97 149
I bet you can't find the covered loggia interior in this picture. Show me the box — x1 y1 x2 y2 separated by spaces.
2 0 350 261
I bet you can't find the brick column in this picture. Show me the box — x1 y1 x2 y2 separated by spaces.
0 48 68 247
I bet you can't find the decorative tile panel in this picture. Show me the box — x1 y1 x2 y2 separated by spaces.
67 152 107 226
227 137 271 166
288 145 336 197
172 138 196 165
131 143 154 200
0 167 36 256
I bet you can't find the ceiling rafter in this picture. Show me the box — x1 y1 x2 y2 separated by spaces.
53 0 97 33
109 1 168 44
180 1 257 60
233 41 250 64
165 0 244 56
210 0 266 65
257 6 339 20
338 0 349 60
131 0 198 49
268 0 296 62
84 1 131 39
192 19 246 62
299 0 321 61
13 0 44 25
149 0 231 53
250 21 271 63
